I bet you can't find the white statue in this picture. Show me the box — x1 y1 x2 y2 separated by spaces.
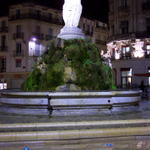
58 0 85 39
63 0 82 27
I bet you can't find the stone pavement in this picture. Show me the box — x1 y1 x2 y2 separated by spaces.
0 99 150 149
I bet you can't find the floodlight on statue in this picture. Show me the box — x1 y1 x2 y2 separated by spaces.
58 0 85 40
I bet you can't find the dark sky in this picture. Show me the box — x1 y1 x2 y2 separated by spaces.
0 0 108 23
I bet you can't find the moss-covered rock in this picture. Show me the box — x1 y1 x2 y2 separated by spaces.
22 39 115 91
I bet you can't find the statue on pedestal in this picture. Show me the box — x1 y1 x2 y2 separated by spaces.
58 0 85 40
63 0 82 27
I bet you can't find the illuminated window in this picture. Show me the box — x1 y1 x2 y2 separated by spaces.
0 82 7 90
148 67 150 86
145 45 150 58
35 43 40 56
16 59 22 68
121 46 131 59
121 68 132 88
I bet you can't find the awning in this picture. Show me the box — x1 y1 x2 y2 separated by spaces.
134 73 150 77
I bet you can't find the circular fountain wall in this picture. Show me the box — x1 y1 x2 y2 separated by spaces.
0 90 141 116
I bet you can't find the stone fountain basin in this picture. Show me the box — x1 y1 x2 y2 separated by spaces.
0 90 141 115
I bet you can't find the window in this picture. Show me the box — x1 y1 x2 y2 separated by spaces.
146 18 150 33
1 35 6 48
0 82 7 90
35 25 41 33
16 43 22 56
48 13 52 19
1 21 6 28
148 67 150 86
121 46 131 59
16 59 22 68
113 68 117 86
36 10 41 17
46 28 53 40
83 23 86 30
16 25 21 33
120 21 129 34
35 44 41 56
111 25 114 35
121 68 132 88
119 0 128 7
145 45 150 57
143 0 150 10
16 9 21 18
0 57 6 72
48 28 53 35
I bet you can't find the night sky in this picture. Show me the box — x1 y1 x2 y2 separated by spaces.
0 0 108 23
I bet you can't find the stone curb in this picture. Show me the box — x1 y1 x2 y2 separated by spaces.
0 126 150 142
0 119 150 128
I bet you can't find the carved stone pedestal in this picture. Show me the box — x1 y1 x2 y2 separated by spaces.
58 27 85 40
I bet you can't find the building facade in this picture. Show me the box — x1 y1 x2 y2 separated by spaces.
107 0 150 88
0 2 108 89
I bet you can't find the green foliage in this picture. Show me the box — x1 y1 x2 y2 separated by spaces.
22 39 115 91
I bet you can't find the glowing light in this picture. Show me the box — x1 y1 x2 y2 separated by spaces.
115 52 120 60
29 41 36 56
31 37 37 42
132 41 144 58
0 83 7 90
28 40 45 57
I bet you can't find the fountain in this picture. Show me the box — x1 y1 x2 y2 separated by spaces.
0 0 141 116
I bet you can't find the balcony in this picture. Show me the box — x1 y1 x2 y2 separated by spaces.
0 46 8 52
108 32 150 42
32 33 44 40
0 27 8 33
13 32 24 39
9 13 64 25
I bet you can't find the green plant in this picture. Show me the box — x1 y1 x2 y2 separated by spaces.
22 39 115 91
